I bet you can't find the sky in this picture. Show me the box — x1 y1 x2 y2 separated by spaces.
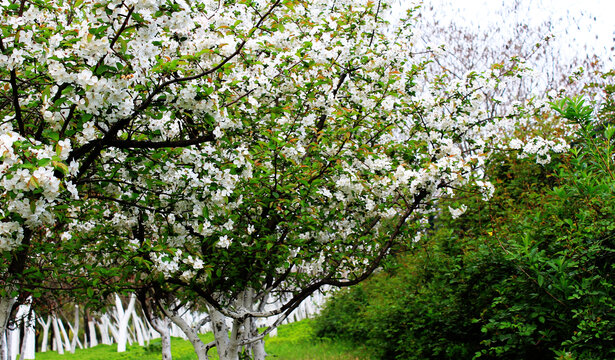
390 0 615 67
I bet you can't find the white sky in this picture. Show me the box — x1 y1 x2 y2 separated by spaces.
392 0 615 67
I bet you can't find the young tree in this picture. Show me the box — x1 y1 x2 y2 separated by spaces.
1 0 567 358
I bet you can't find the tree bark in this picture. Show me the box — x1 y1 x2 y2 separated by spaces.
69 305 80 353
97 314 112 345
18 305 35 359
210 308 237 360
38 315 51 352
57 317 71 352
88 319 98 347
131 309 146 346
0 296 15 349
0 332 5 360
51 314 64 354
164 306 209 360
114 293 136 352
150 316 172 360
7 325 16 360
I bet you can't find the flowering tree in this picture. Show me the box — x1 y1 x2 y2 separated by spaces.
0 0 568 359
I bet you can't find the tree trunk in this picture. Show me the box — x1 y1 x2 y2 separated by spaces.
6 326 16 360
97 314 112 345
246 317 266 360
38 315 51 352
85 308 98 348
51 315 64 355
0 297 15 348
210 308 238 360
56 317 71 352
87 319 98 347
150 316 172 360
0 332 5 360
69 305 80 353
114 293 136 352
18 306 35 360
165 307 209 360
243 289 267 360
131 309 145 347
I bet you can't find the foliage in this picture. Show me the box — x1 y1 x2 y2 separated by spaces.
315 86 615 359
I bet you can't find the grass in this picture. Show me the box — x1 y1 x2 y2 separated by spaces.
33 319 372 360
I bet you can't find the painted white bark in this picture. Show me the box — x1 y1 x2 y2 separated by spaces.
18 305 35 360
38 315 51 352
97 314 112 345
131 309 146 347
246 317 266 360
51 315 64 355
0 296 15 348
163 306 209 360
0 332 6 360
139 311 152 342
57 317 72 352
114 293 136 352
68 305 81 353
147 315 160 340
7 325 17 360
87 320 98 347
210 308 236 360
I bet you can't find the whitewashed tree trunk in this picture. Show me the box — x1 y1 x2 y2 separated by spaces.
109 316 119 345
114 293 136 352
0 332 6 360
18 305 35 360
68 305 80 353
150 316 172 360
0 296 15 352
164 306 209 360
131 309 146 346
210 308 238 360
7 325 17 360
51 315 64 355
246 317 266 360
146 314 160 340
37 315 51 353
97 314 112 345
243 289 267 360
57 317 71 352
88 319 98 347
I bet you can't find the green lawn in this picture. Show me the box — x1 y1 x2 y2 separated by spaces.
33 319 372 360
